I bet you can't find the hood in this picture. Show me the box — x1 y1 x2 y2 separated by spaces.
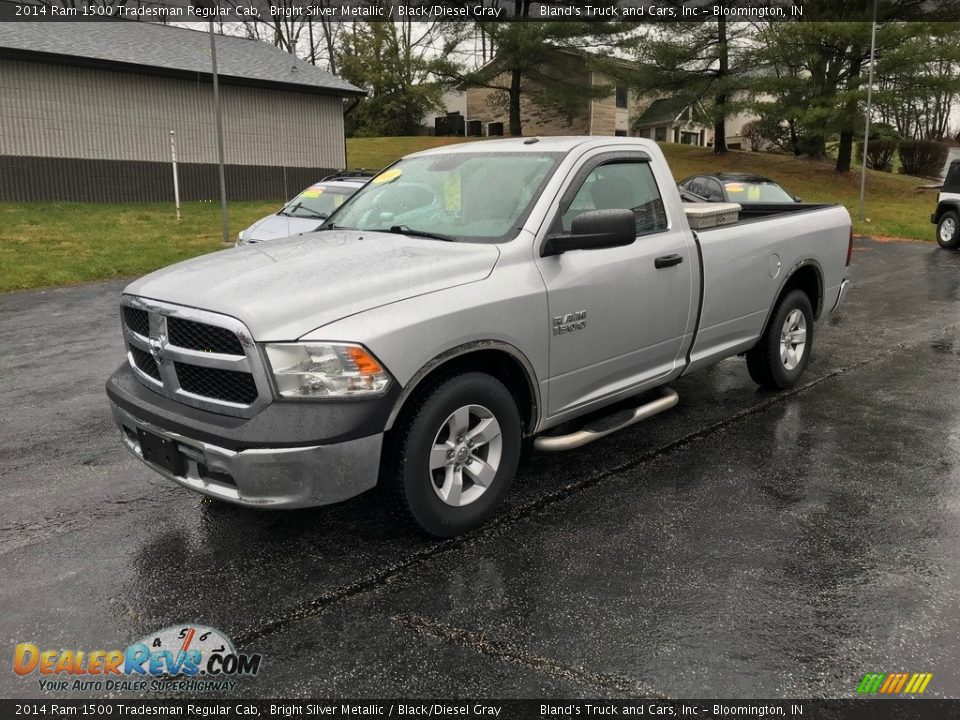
243 214 325 243
125 231 501 340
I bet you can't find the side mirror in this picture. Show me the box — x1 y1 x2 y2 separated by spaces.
793 196 802 203
542 209 636 257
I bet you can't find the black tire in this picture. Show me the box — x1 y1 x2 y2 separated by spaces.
746 289 814 390
385 372 521 537
936 210 960 250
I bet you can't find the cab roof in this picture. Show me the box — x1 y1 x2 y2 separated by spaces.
406 136 657 158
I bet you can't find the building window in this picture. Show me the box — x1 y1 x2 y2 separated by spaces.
637 128 651 139
654 127 667 143
615 84 628 109
615 130 627 137
681 131 699 145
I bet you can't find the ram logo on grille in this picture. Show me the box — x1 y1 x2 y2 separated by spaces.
148 335 167 364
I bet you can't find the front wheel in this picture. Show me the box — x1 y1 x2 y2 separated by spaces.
746 289 814 390
386 372 522 537
937 210 959 249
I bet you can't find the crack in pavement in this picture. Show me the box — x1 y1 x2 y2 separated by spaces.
392 613 668 699
232 324 960 652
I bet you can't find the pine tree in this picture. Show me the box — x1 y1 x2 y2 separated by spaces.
454 1 628 136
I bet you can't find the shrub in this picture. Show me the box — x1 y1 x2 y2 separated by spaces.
855 138 898 172
741 117 789 152
898 139 949 177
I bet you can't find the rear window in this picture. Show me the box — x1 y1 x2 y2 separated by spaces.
945 162 960 194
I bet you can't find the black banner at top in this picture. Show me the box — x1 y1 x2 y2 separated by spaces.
1 0 958 23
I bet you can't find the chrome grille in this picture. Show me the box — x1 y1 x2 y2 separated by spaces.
168 317 244 356
174 362 259 405
123 307 150 337
130 345 161 381
120 296 270 418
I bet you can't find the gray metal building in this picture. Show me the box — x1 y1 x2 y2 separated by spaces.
0 22 364 202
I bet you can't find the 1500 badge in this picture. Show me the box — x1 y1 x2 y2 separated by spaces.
553 310 587 335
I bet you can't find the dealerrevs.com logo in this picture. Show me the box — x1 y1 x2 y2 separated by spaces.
14 624 262 693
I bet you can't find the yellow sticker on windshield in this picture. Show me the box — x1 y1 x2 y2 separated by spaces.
444 173 461 212
724 183 745 192
372 168 401 185
301 190 322 197
747 185 761 201
334 195 345 207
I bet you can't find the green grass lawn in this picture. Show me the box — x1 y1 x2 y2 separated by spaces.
345 135 489 169
0 200 277 293
0 136 940 293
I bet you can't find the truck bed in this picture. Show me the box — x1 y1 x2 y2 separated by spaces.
684 203 851 373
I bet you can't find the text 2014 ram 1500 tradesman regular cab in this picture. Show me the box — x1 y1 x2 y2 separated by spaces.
107 137 852 536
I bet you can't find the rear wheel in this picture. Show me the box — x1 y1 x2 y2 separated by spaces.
386 372 521 537
937 211 959 249
746 289 814 390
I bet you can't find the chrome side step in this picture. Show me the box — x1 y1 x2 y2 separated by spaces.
533 388 679 452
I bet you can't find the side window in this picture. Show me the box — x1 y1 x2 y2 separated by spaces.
704 179 724 201
559 161 668 236
689 179 708 200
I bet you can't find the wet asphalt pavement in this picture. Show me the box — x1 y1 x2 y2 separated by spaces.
2 237 959 699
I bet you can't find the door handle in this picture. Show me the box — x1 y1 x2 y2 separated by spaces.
655 254 683 269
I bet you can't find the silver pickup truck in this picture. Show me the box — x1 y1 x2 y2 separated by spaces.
106 137 852 536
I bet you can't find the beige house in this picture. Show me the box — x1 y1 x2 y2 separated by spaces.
634 96 710 146
434 51 633 137
633 93 761 150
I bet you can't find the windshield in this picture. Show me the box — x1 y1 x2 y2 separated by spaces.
280 184 357 219
722 180 795 203
324 151 563 243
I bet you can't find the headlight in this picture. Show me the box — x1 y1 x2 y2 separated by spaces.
264 342 392 399
235 230 247 246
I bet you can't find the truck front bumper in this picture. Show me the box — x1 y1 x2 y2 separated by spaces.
107 364 387 508
110 402 382 508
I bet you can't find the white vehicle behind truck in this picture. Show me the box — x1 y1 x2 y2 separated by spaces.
107 137 852 536
933 159 960 249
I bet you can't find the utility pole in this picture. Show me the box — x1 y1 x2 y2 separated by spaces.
209 21 230 244
858 0 879 222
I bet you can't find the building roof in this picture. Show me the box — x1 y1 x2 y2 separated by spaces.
0 21 363 96
635 96 706 127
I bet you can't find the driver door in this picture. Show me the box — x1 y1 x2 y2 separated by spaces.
534 152 696 418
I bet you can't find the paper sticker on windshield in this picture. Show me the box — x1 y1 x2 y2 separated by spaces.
372 168 401 185
334 195 346 207
724 183 745 192
444 173 461 212
301 185 325 198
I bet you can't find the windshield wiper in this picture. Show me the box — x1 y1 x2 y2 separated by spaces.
386 225 456 242
282 202 327 220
